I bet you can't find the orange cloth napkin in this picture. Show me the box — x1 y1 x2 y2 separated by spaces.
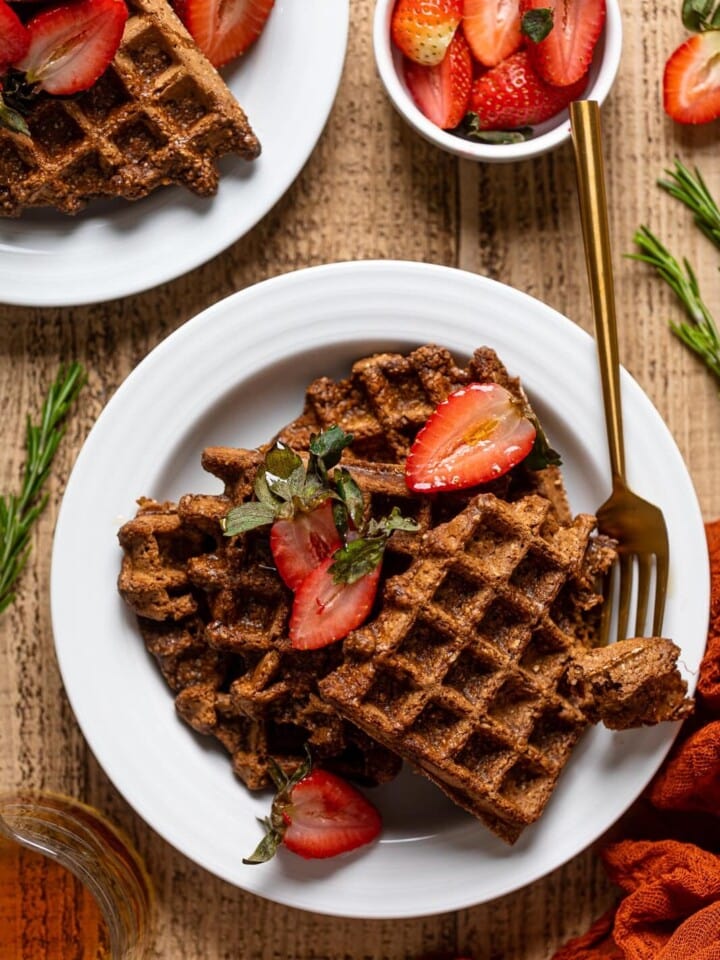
551 521 720 960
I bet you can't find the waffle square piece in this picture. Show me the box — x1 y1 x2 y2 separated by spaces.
0 0 260 217
318 493 628 843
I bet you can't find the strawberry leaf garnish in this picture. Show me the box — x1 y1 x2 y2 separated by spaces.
0 95 29 136
455 112 532 144
521 7 554 42
330 507 420 585
223 428 355 536
332 467 365 536
243 750 314 864
524 414 562 470
682 0 720 30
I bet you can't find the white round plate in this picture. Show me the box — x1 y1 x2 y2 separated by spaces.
51 261 708 919
0 0 349 308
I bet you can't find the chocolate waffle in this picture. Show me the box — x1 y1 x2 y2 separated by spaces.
0 0 260 217
277 344 572 527
318 492 688 843
118 451 403 790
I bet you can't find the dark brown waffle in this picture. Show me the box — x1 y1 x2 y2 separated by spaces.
277 344 572 528
318 492 653 843
117 453 404 790
0 0 260 217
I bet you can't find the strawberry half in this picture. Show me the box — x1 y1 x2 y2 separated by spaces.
405 382 537 492
462 0 522 68
289 555 381 651
468 49 587 129
270 499 342 590
521 0 606 87
244 754 382 863
173 0 274 68
391 0 463 66
663 31 720 124
0 0 29 73
15 0 128 96
403 29 473 129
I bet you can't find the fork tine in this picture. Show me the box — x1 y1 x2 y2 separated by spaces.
653 550 669 636
634 554 652 637
616 553 633 642
599 563 615 646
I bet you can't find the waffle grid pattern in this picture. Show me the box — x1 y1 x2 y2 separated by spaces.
0 0 260 216
319 493 600 842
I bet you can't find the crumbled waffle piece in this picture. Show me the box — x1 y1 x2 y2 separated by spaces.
0 0 260 217
319 493 607 844
566 637 693 730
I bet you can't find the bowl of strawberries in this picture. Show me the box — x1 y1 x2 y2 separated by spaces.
374 0 622 161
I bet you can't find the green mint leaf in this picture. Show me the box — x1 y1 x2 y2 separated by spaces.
453 113 533 144
265 444 304 481
330 537 386 585
334 468 365 532
253 465 280 507
223 501 277 536
242 818 283 865
521 7 554 42
0 99 30 137
265 463 306 503
524 416 562 470
367 506 420 537
309 426 354 469
682 0 714 30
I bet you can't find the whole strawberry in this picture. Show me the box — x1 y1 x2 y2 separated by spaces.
391 0 463 66
469 49 587 129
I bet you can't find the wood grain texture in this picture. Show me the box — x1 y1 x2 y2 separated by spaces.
1 0 718 956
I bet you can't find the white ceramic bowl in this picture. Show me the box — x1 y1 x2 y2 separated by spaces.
373 0 623 162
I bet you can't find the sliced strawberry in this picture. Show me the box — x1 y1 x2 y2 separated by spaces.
173 0 274 68
15 0 128 96
244 756 382 863
468 49 587 129
289 555 381 651
405 382 537 492
663 31 720 124
403 29 473 129
391 0 463 66
270 500 342 590
462 0 522 68
521 0 605 86
281 769 382 859
0 0 29 72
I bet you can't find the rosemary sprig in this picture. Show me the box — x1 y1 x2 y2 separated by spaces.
658 159 720 250
630 226 720 380
0 363 86 613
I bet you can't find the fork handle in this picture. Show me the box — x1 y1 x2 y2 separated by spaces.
570 100 626 483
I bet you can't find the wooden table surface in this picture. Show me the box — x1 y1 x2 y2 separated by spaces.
1 1 718 957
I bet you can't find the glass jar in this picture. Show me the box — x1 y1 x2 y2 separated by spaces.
0 791 154 959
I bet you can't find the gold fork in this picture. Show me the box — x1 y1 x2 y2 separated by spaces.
570 99 669 643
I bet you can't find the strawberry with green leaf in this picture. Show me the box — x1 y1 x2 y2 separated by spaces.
663 0 720 124
520 0 606 87
244 752 382 863
222 427 352 589
289 506 417 650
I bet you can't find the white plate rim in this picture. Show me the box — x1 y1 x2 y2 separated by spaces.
0 0 349 308
50 260 709 918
